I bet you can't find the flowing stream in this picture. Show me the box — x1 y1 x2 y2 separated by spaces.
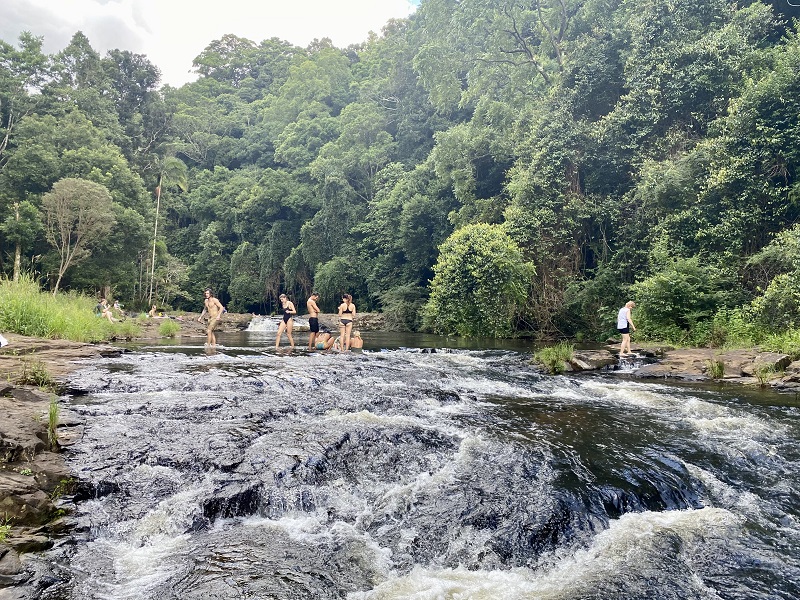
17 331 800 599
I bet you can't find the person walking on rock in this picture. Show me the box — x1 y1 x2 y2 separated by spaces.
198 288 225 347
276 293 297 349
617 301 636 355
306 292 321 350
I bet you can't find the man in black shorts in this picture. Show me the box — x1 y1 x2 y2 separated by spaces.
307 292 321 350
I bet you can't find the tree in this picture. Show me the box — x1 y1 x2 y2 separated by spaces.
149 155 188 304
0 200 42 282
41 178 116 294
424 223 534 336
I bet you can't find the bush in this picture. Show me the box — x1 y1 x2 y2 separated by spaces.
760 329 800 360
379 284 427 331
423 224 534 337
534 342 574 374
158 320 181 338
631 257 739 344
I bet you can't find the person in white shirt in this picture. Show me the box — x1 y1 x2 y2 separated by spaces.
617 301 636 355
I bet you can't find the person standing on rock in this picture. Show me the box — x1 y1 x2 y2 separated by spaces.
337 293 356 352
276 293 297 349
617 301 636 355
306 292 321 350
198 288 225 347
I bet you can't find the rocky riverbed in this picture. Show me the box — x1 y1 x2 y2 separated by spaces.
0 323 797 588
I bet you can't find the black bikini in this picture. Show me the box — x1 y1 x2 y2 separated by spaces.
340 304 353 326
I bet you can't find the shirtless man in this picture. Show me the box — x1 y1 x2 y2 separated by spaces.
198 288 225 347
307 292 321 350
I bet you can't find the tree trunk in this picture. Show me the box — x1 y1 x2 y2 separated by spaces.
13 241 21 282
148 178 163 305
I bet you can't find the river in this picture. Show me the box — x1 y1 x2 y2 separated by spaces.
16 330 800 599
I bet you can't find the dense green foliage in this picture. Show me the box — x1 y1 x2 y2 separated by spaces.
2 0 800 340
424 224 533 336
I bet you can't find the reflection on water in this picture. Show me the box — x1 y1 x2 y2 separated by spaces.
15 333 800 600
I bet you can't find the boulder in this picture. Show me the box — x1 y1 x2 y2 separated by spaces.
740 352 792 376
569 350 616 371
0 546 23 584
0 471 57 526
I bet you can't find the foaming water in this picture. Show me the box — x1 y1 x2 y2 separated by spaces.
17 338 800 600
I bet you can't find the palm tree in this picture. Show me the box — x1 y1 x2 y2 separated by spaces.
149 156 188 305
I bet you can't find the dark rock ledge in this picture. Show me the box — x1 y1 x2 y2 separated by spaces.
0 335 116 588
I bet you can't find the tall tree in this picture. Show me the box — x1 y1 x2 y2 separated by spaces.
149 155 188 304
41 178 116 294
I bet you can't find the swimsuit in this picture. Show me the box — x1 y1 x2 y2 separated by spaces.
316 341 326 350
309 317 319 333
340 304 353 326
283 310 292 324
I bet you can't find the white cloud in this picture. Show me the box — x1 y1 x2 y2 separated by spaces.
1 0 419 87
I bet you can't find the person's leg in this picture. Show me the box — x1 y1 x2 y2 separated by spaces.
275 322 285 348
344 323 352 351
287 320 294 347
338 325 346 350
621 333 630 354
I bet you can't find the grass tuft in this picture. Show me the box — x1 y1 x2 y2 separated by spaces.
48 395 60 450
753 362 775 388
17 360 58 391
706 358 725 379
534 342 574 375
158 320 181 338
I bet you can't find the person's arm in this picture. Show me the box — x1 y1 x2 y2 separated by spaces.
337 303 344 317
627 309 636 331
351 304 356 319
197 305 206 322
287 301 296 315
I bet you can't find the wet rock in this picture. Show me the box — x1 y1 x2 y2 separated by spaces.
0 546 23 585
570 350 615 371
202 482 263 521
5 534 53 554
740 352 791 376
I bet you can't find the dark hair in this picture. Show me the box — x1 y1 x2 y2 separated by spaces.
311 291 319 297
204 288 212 294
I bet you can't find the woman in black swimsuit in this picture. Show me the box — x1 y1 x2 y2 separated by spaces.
337 293 356 351
275 293 297 349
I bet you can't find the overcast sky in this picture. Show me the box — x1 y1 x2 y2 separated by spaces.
1 0 421 87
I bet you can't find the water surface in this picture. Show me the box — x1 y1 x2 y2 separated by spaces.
20 332 800 599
